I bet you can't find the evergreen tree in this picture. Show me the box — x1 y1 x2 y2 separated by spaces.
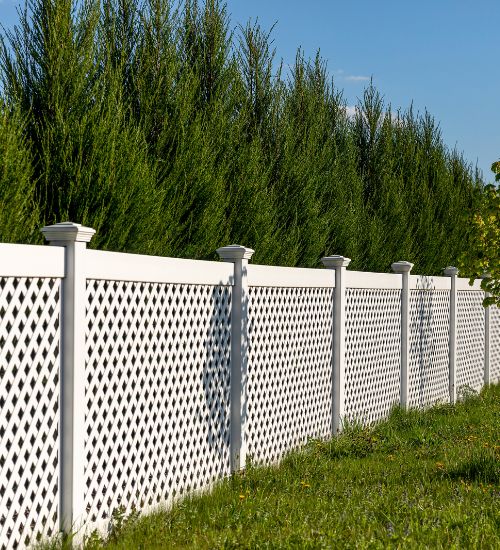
0 0 483 273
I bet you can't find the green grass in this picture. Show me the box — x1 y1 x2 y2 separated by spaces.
48 384 499 549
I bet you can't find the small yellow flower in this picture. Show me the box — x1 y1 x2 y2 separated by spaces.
300 481 311 488
435 462 445 470
239 494 245 500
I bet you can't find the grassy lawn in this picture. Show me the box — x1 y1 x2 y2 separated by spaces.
48 384 499 549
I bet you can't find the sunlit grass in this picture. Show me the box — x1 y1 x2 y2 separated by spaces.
43 383 499 549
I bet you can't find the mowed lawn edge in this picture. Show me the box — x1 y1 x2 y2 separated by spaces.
41 384 500 550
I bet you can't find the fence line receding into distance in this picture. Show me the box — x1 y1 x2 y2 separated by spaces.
0 222 498 549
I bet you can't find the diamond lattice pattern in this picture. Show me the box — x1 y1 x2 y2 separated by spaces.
246 287 333 463
408 290 450 408
457 291 484 393
0 277 60 550
345 289 401 425
85 280 231 523
490 305 500 384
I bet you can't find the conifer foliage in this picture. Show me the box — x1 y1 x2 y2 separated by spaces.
0 0 483 272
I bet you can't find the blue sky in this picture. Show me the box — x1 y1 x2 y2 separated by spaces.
225 0 499 183
1 0 498 181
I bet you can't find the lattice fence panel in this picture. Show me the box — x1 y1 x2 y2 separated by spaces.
457 291 485 393
409 291 450 408
490 305 500 384
85 280 231 523
246 287 333 463
0 277 60 549
345 289 401 425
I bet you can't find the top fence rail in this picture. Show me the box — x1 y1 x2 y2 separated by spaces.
0 241 485 292
85 249 234 286
0 243 65 278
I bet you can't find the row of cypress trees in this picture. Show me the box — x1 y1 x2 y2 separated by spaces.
0 0 484 273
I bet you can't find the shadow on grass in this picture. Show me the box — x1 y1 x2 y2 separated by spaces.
447 452 500 484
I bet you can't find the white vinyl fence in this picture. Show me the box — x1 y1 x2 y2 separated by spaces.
1 222 499 549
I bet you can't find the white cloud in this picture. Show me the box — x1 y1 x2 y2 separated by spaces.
342 105 407 127
343 75 370 82
332 70 371 83
344 105 357 118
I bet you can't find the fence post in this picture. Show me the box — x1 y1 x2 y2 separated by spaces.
391 261 414 409
481 273 491 386
41 222 95 535
216 244 254 472
321 255 351 434
443 266 458 403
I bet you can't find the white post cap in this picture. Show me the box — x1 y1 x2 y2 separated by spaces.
321 255 351 269
41 221 96 244
391 261 414 274
443 266 459 277
216 244 255 262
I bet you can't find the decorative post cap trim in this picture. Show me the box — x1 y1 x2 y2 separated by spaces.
41 222 96 243
391 261 414 274
321 255 351 269
216 244 255 262
443 266 459 277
